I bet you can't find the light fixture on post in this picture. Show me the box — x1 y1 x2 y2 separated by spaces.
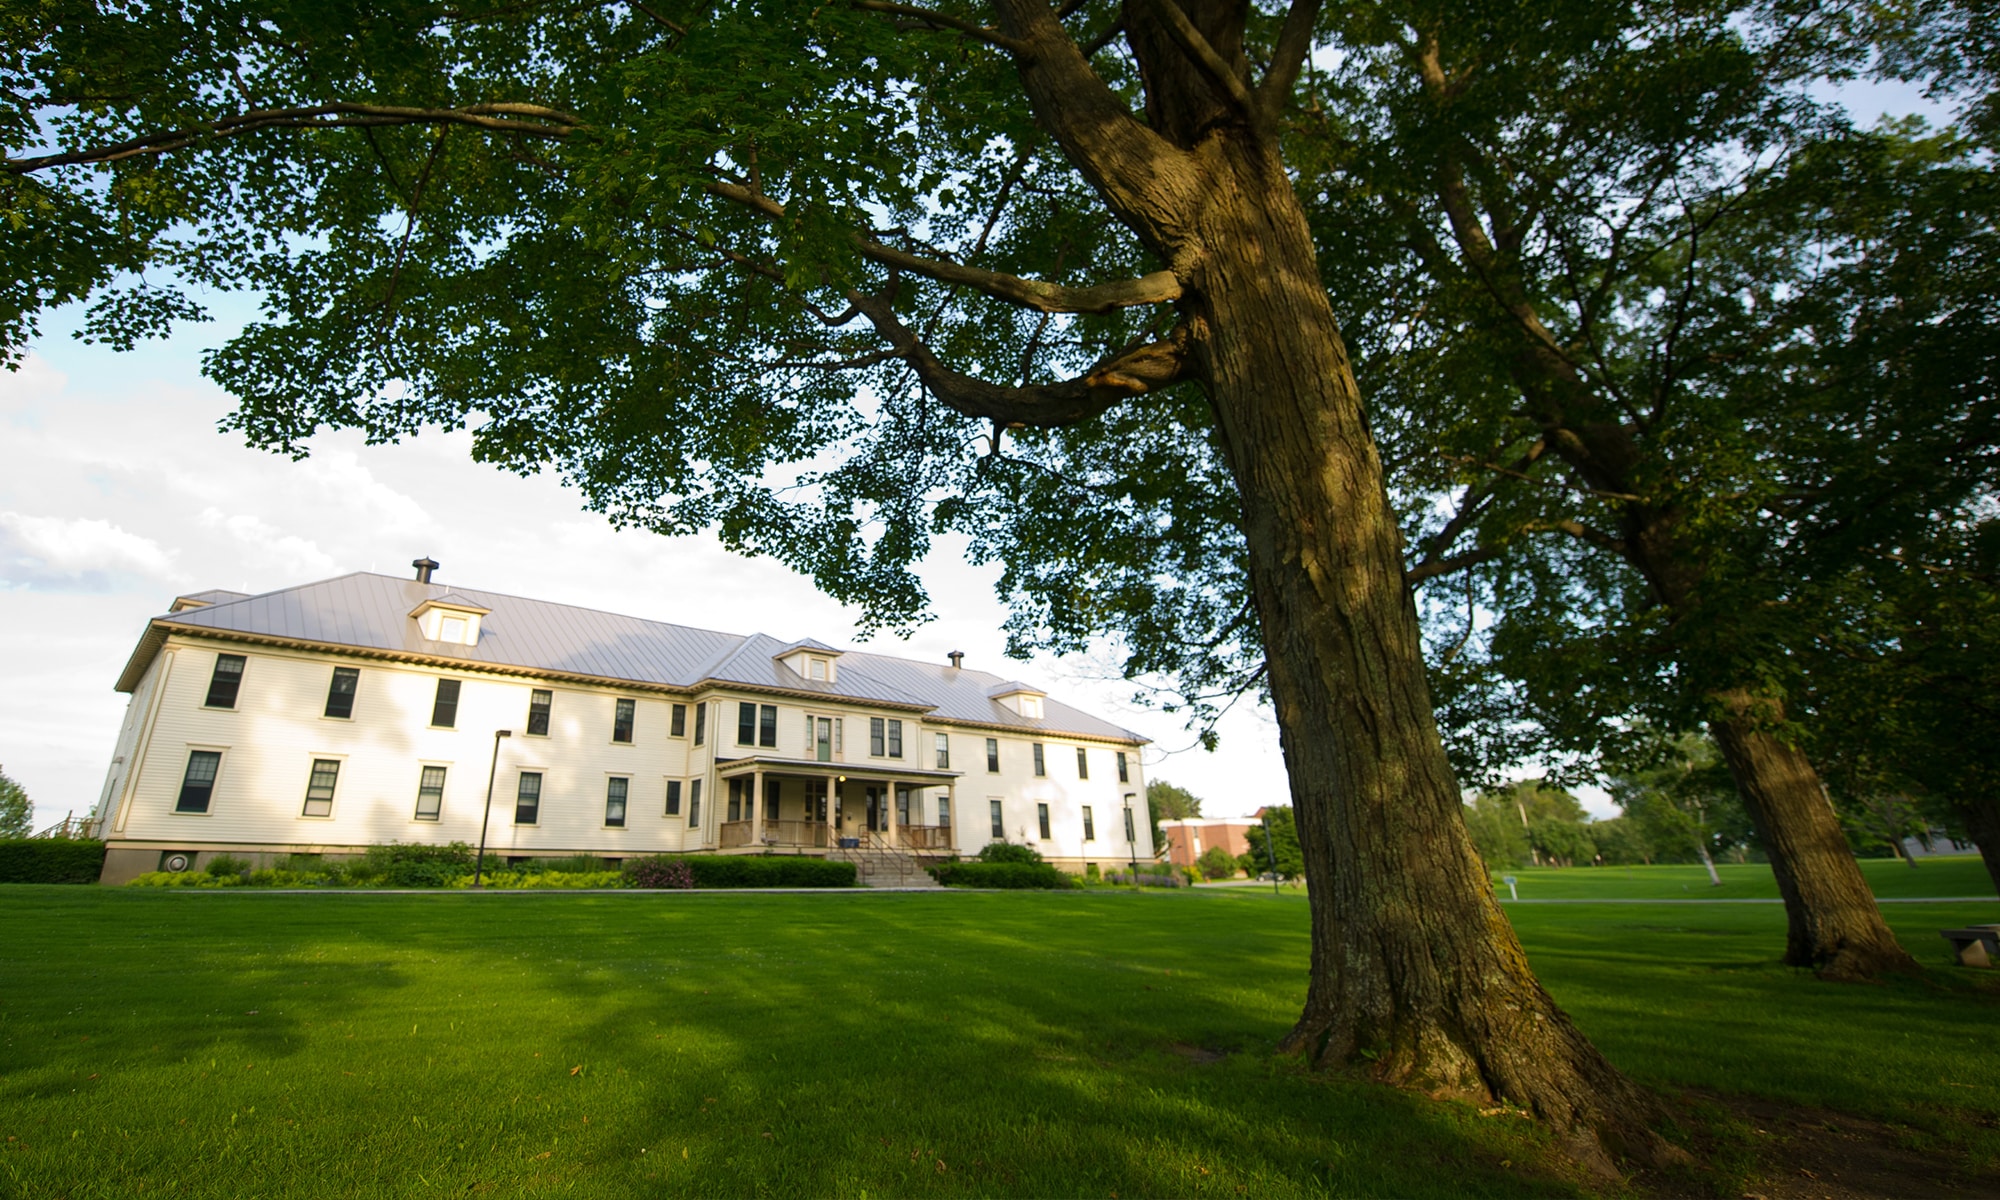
474 729 513 887
1260 808 1280 897
1124 793 1138 878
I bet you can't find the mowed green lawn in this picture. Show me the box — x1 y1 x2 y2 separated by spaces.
1489 854 1995 901
0 869 1994 1199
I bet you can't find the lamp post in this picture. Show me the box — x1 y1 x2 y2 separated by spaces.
1260 809 1280 897
1124 793 1138 878
473 729 512 887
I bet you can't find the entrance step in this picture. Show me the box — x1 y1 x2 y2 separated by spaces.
835 845 946 889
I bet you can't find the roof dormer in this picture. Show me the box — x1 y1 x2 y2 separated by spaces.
410 594 490 647
987 681 1047 720
775 638 842 684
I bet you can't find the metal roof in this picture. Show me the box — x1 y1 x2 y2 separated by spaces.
119 572 1147 744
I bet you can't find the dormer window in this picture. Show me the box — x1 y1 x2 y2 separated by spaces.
410 595 490 647
987 681 1048 720
774 640 841 683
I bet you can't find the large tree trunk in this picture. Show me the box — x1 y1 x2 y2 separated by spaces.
1957 795 2000 896
1181 134 1672 1168
1708 691 1918 979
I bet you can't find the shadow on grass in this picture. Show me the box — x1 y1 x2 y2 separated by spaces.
0 888 1583 1199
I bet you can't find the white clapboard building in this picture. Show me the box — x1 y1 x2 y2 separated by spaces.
90 560 1153 884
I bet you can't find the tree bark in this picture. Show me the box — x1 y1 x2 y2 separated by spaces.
990 0 1673 1166
1707 692 1919 979
1956 795 2000 896
1180 134 1671 1169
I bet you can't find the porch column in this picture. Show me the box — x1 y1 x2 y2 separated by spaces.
751 768 763 847
886 779 900 849
946 781 958 853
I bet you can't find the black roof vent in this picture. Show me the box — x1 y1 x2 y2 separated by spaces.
412 557 440 584
948 650 964 669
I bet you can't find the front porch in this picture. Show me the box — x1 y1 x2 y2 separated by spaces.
712 755 961 855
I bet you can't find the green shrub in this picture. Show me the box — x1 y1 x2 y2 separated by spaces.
977 842 1044 865
1196 846 1237 880
624 855 857 889
205 854 252 878
0 839 107 884
451 870 624 889
1084 862 1102 882
358 842 474 887
928 861 1078 889
534 854 608 875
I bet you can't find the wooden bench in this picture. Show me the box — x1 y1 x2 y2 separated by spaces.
1940 924 2000 967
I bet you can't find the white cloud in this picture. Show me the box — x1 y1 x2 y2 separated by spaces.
0 512 182 588
197 508 340 578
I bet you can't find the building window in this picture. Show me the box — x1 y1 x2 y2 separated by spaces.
693 703 706 746
415 766 447 821
1117 751 1129 783
688 779 702 827
302 759 340 818
887 719 903 758
1124 802 1136 843
204 654 245 708
1076 747 1089 779
765 778 781 820
671 703 687 737
809 657 828 680
870 717 885 757
665 779 683 816
324 667 359 719
759 704 777 748
1020 695 1043 719
515 772 542 824
985 738 999 773
613 698 636 744
440 613 468 643
605 777 629 827
431 679 461 728
989 799 1004 839
176 750 221 813
1032 743 1046 777
1037 802 1051 840
895 786 911 828
938 797 951 828
739 702 757 745
527 689 553 736
935 733 950 769
727 777 744 822
1082 805 1096 841
807 778 829 821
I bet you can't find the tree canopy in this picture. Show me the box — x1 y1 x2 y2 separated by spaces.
0 770 30 840
13 0 1987 1160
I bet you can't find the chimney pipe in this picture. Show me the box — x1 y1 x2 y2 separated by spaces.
413 557 440 584
947 650 964 669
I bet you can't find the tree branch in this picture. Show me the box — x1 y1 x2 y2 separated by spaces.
851 292 1194 426
1406 546 1504 586
1256 0 1322 112
702 179 1181 313
849 0 1029 52
1146 0 1257 117
5 102 580 174
990 0 1196 242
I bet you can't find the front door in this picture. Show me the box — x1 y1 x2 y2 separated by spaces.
865 787 881 833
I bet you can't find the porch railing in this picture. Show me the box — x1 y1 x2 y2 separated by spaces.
897 824 953 851
719 818 832 849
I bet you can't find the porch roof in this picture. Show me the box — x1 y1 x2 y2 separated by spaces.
712 754 963 783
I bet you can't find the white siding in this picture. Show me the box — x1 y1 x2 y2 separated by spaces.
105 637 1150 868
